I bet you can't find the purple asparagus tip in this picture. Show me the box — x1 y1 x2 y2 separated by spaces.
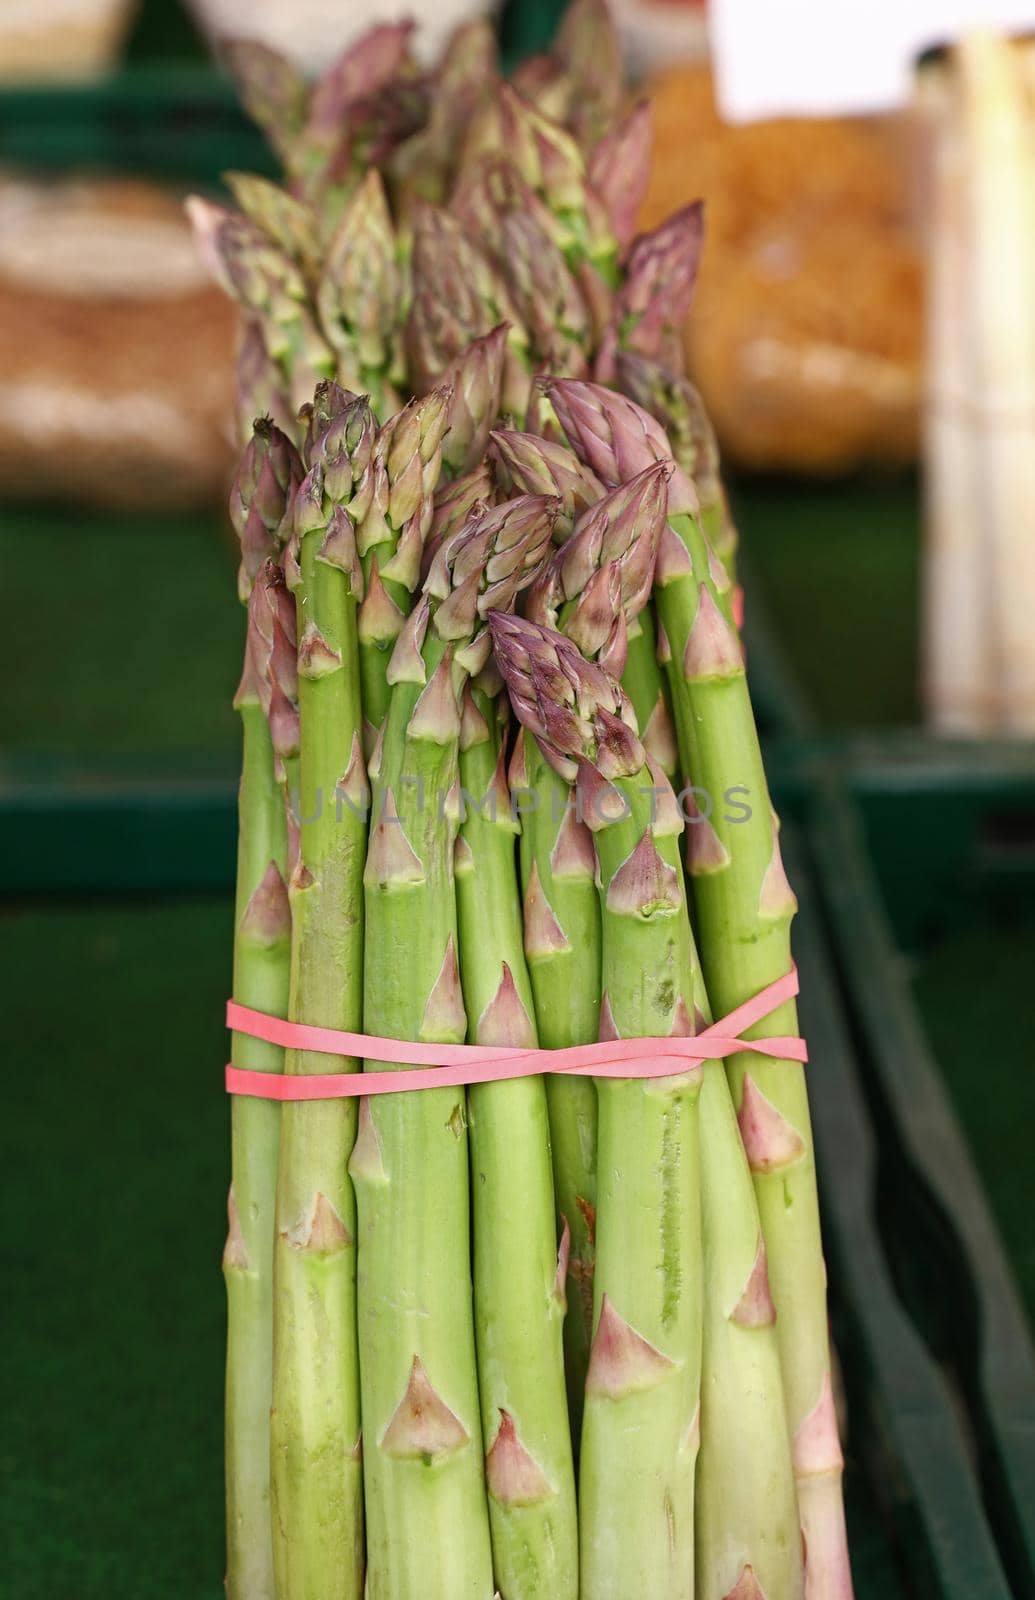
488 612 643 783
489 427 605 526
614 351 720 498
299 381 377 504
305 21 416 145
439 324 509 475
428 494 561 673
546 379 698 516
220 37 310 165
588 99 653 249
230 417 304 596
599 201 705 379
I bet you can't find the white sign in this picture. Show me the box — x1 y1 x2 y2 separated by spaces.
711 0 1035 120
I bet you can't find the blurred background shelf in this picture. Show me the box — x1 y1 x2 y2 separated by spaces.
0 0 568 178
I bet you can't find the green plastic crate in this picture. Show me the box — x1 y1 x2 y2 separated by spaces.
782 742 1035 1598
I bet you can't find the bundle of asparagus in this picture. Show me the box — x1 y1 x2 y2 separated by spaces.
211 5 853 1598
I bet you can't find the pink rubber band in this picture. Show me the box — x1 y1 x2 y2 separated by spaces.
225 968 805 1100
733 584 745 631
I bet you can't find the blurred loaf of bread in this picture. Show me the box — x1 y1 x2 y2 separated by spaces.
0 178 237 509
641 65 923 471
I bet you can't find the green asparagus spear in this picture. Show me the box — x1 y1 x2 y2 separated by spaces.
489 426 604 539
451 498 577 1598
596 204 704 383
317 170 404 418
354 493 553 1600
187 197 335 414
615 351 739 582
221 37 310 170
491 613 703 1600
405 204 530 414
438 324 510 478
548 377 849 1600
391 19 499 211
225 421 301 1600
355 389 452 747
518 465 671 1433
269 386 372 1600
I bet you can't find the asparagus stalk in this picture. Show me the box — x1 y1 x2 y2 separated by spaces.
509 0 623 154
438 324 510 477
489 426 604 538
229 416 303 602
486 419 612 1334
425 460 498 578
550 378 850 1600
610 355 735 755
497 459 608 1420
671 558 834 1598
354 493 553 1600
298 23 422 214
448 499 577 1599
221 37 311 171
454 157 593 378
316 170 404 418
596 203 704 384
546 0 624 151
692 966 804 1600
391 19 499 211
527 463 669 670
235 320 297 446
517 467 671 1432
462 85 616 276
355 389 452 747
620 604 678 777
251 559 303 894
405 204 530 414
533 413 803 1596
188 197 335 415
225 422 300 1600
616 351 739 583
524 379 680 776
587 99 653 252
225 173 323 282
672 567 846 1600
491 614 703 1600
510 716 600 1443
269 386 372 1600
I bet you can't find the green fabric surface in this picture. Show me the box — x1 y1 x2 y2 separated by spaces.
911 925 1035 1328
734 472 920 727
0 506 241 757
3 898 230 1599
